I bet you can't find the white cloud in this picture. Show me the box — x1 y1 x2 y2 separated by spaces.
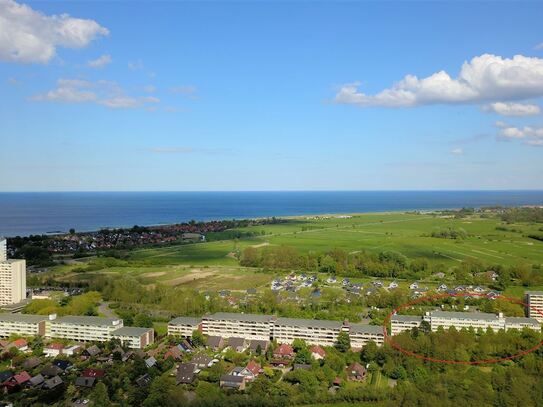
535 43 543 51
335 54 543 108
143 85 156 93
483 102 540 116
128 59 144 70
496 121 543 146
450 148 464 155
88 54 111 68
149 147 195 154
0 0 108 64
30 78 159 109
170 85 198 97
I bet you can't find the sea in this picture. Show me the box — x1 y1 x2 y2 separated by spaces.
0 191 542 237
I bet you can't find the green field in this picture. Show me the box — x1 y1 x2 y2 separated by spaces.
128 212 543 267
50 211 543 294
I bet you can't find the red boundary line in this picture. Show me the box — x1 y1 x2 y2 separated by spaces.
382 292 543 365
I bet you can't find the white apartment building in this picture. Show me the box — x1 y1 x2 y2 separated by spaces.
349 323 385 348
0 238 6 261
504 316 540 331
171 312 386 348
390 310 541 334
0 313 47 337
425 311 505 332
525 291 543 323
273 317 343 346
168 316 202 337
111 326 155 349
0 237 26 306
390 315 423 335
47 315 124 343
201 312 274 341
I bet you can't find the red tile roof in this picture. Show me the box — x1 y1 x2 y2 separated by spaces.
246 360 261 376
13 371 31 385
83 368 105 378
11 339 27 348
46 343 64 350
310 345 326 357
274 344 294 357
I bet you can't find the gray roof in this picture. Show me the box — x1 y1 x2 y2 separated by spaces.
191 354 212 365
29 374 44 387
176 363 196 384
0 313 47 324
429 311 499 321
44 375 63 389
249 340 269 351
391 315 423 322
111 326 152 337
227 337 246 349
525 291 543 296
205 312 274 323
207 335 224 348
75 376 95 388
169 316 201 326
505 317 540 325
275 317 343 329
52 316 122 327
220 374 244 383
349 323 384 335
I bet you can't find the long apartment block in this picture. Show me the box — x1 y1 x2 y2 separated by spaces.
390 310 540 335
0 313 153 349
169 312 386 347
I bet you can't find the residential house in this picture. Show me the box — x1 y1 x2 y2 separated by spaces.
244 360 261 381
176 363 197 385
44 343 64 357
22 357 41 370
191 354 213 369
40 365 62 377
273 343 294 359
346 363 367 381
136 373 152 387
82 368 105 379
227 337 247 352
220 374 245 391
310 345 326 360
409 282 419 290
145 357 157 368
43 375 63 390
27 374 45 388
75 376 95 388
53 359 72 372
10 338 28 352
206 335 225 350
82 345 101 359
164 345 183 361
248 339 269 354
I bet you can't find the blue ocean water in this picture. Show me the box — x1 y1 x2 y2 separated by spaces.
0 191 542 237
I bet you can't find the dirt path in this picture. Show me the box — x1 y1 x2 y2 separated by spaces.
98 302 116 318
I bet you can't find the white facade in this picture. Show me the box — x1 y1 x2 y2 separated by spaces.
47 315 123 343
0 313 47 337
273 318 343 346
349 324 384 348
168 316 201 337
0 259 26 306
202 313 274 341
390 310 540 335
526 291 543 323
0 238 6 261
111 326 154 349
390 315 423 335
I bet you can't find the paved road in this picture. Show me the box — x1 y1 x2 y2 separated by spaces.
98 302 116 318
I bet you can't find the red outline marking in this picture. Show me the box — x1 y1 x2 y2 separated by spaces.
383 292 543 365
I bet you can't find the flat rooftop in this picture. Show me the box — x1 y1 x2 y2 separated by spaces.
429 311 500 322
0 313 47 324
111 326 152 336
391 315 423 322
52 316 122 326
349 323 384 335
169 316 202 326
275 317 343 329
205 312 274 323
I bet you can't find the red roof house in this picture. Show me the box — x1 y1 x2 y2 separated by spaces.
310 345 326 360
273 344 295 358
245 360 261 377
83 368 106 378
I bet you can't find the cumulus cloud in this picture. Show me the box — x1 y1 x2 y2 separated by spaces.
30 78 159 109
483 102 540 116
535 43 543 51
496 121 543 146
128 59 144 70
335 54 543 108
450 148 464 155
88 54 111 68
0 0 108 64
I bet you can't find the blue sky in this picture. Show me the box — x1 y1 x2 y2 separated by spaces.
1 1 542 191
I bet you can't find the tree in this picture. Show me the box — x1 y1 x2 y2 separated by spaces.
134 313 153 328
335 331 351 352
90 382 112 407
361 340 378 363
191 330 205 347
419 320 431 334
